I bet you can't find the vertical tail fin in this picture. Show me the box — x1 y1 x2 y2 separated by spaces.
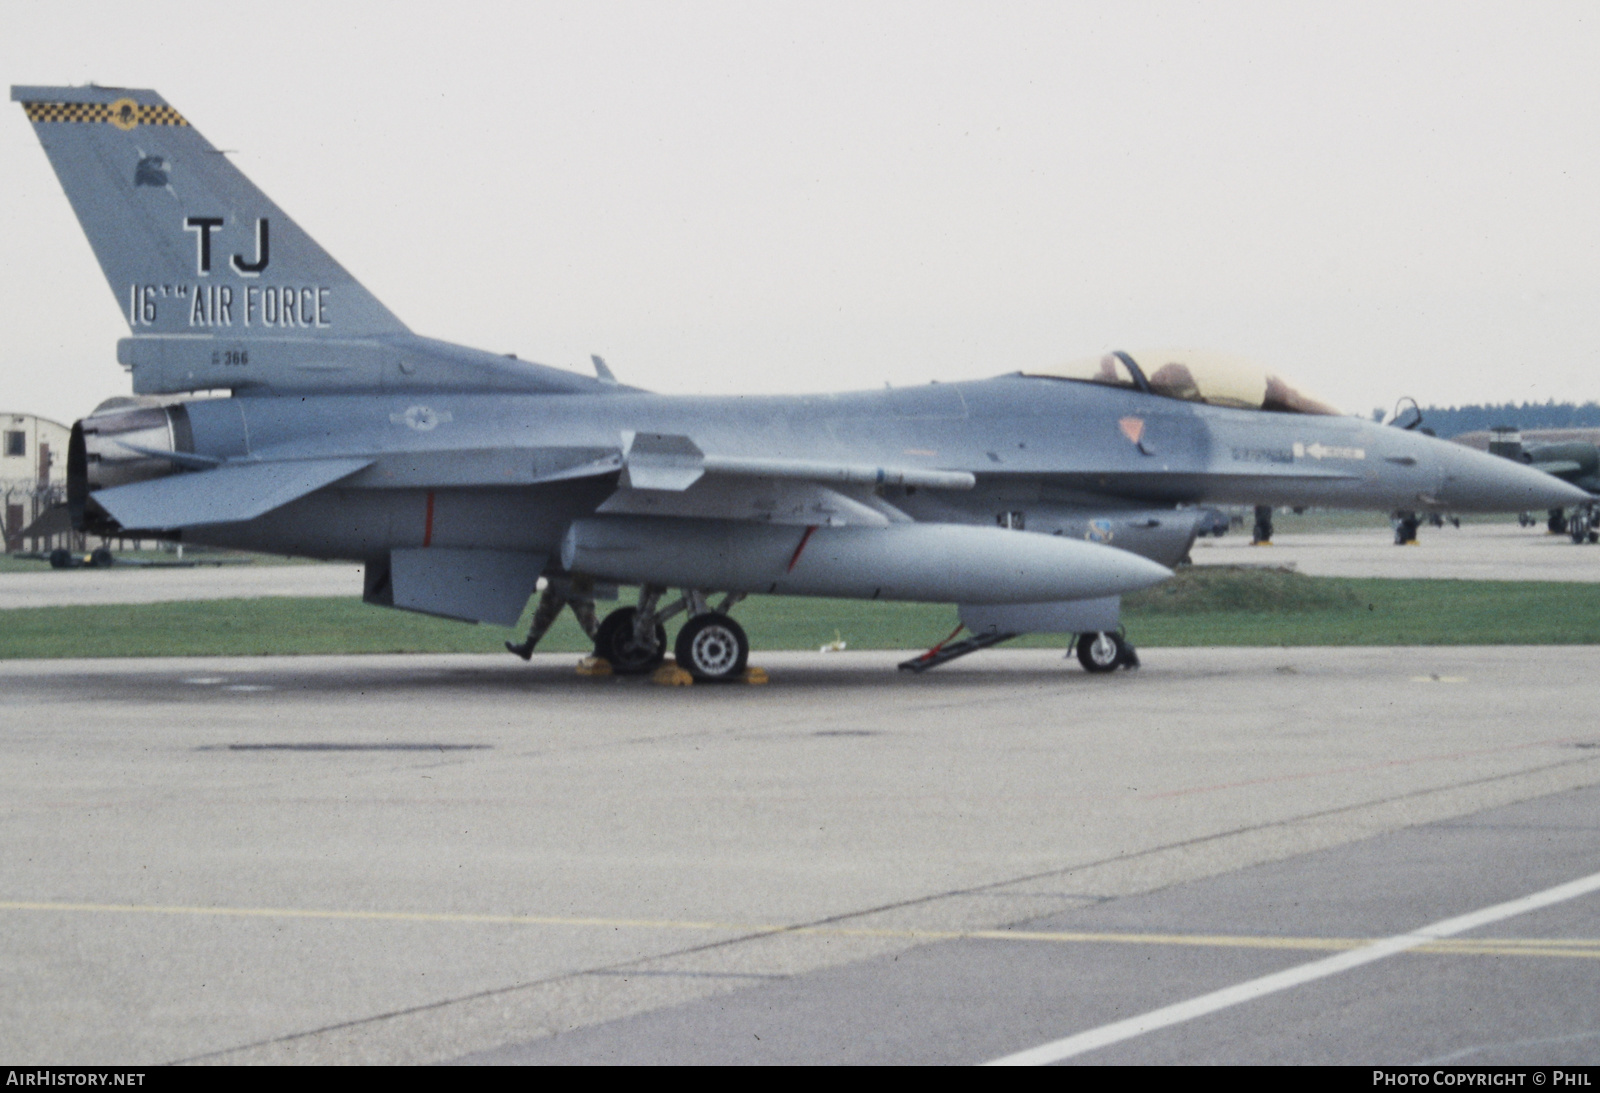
13 85 407 339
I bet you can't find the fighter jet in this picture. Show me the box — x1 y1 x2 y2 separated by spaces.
1486 428 1600 543
14 85 1587 678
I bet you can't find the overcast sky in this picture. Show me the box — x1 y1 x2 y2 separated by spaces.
4 1 1598 425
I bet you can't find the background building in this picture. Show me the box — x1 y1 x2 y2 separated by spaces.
2 411 71 552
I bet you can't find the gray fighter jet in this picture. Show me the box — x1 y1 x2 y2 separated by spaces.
1486 428 1600 542
14 86 1587 678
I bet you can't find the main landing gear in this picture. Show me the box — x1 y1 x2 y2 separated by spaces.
1393 510 1420 546
1251 505 1274 545
592 606 668 674
1537 505 1599 543
1567 504 1600 545
675 613 750 680
511 582 754 683
599 587 752 682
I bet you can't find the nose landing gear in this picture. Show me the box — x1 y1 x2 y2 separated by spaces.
1075 631 1140 673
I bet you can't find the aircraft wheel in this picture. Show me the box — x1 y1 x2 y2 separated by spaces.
593 607 666 675
675 612 749 682
48 549 74 569
1076 631 1124 674
89 547 114 568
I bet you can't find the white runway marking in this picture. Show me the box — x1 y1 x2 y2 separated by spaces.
986 866 1600 1066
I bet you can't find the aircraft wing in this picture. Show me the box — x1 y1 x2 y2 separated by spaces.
90 457 374 530
599 432 975 527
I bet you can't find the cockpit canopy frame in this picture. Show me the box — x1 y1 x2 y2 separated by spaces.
1023 349 1343 416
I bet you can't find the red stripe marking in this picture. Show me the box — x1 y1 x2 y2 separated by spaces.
786 524 818 573
914 623 966 663
423 490 435 547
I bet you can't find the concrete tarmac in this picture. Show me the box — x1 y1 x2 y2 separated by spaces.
0 561 363 609
2 647 1598 1064
1193 521 1600 581
465 783 1600 1065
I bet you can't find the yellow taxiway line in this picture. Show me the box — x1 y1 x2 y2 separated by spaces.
4 899 1599 960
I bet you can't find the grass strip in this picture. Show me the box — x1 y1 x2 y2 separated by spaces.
2 568 1599 658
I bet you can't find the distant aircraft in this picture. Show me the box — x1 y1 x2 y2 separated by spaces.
13 86 1588 677
1486 428 1600 543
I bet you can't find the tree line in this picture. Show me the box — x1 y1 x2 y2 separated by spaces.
1369 401 1600 437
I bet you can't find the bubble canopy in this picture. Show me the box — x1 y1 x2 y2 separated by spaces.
1023 350 1343 416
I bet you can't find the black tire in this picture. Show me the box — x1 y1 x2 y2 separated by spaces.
1251 503 1273 544
593 607 667 675
89 547 114 568
1076 631 1123 674
48 548 74 569
674 613 749 682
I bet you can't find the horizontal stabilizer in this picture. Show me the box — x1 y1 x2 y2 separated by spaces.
112 441 222 469
90 457 372 530
1531 460 1584 477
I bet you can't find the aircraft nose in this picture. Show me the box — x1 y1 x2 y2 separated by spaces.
1437 444 1593 512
